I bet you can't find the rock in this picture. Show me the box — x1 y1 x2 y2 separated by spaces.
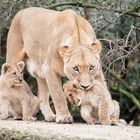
0 120 140 140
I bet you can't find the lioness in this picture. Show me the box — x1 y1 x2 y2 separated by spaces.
63 81 121 125
6 7 107 123
0 61 39 121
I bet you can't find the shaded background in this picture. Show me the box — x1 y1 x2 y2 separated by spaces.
0 0 140 125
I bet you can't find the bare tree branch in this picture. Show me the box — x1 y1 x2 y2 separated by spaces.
43 2 140 18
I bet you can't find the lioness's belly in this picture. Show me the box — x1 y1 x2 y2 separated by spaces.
26 58 45 79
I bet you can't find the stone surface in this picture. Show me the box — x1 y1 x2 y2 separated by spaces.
0 120 140 140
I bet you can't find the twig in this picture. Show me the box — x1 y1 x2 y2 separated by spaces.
124 25 134 48
44 2 99 9
42 2 140 18
108 69 133 92
133 26 140 31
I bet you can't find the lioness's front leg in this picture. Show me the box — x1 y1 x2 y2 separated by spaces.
46 69 73 123
36 78 56 122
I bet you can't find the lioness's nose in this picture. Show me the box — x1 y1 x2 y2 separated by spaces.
80 84 90 90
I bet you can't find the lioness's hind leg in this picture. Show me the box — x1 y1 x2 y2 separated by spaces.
6 12 25 64
37 78 56 122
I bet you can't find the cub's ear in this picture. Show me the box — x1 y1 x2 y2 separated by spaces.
1 63 11 74
17 61 25 70
59 45 73 58
90 39 102 54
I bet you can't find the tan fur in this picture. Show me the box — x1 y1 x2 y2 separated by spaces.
6 7 107 123
0 62 39 121
63 81 122 125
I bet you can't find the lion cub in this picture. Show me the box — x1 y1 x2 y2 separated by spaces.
63 81 121 125
0 61 39 121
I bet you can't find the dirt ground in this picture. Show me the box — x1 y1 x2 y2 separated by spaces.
0 120 140 140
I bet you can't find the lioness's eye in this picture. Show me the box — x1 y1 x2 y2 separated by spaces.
89 65 95 71
73 66 79 72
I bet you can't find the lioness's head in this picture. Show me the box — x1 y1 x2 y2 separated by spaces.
1 61 25 87
59 39 102 90
63 81 84 106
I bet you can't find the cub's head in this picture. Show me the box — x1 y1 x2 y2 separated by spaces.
1 61 25 87
59 39 102 91
63 81 84 106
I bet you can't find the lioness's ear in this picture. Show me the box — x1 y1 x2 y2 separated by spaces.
17 61 25 70
90 39 102 54
1 63 11 74
59 45 73 58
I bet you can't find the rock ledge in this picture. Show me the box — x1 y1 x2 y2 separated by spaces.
0 120 140 140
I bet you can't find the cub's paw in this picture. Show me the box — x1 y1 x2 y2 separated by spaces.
0 115 9 120
85 116 94 125
93 119 100 124
22 116 37 121
56 115 73 124
100 120 111 125
45 115 56 122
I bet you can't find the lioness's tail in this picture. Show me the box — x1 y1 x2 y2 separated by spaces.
6 10 26 64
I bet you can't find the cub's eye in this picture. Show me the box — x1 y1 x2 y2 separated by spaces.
12 72 16 75
73 66 79 72
89 65 95 71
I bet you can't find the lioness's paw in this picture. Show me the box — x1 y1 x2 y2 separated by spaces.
45 115 56 122
56 115 73 124
22 116 36 121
